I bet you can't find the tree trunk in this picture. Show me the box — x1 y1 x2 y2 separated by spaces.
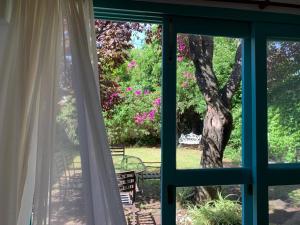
200 105 233 169
187 35 241 202
193 104 233 202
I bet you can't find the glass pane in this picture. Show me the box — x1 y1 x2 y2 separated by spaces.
269 185 300 225
267 40 300 163
176 34 242 169
97 20 162 224
176 185 242 225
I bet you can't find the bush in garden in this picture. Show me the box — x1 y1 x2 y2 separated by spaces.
188 193 242 225
103 85 161 145
101 24 300 162
102 31 162 145
176 35 205 117
57 95 79 145
268 76 300 162
177 187 198 207
100 76 123 111
103 32 245 148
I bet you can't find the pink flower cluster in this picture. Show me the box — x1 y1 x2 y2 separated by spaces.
134 109 157 124
134 112 148 124
153 97 161 106
181 71 195 88
134 90 142 96
177 36 188 62
148 109 156 121
108 93 119 104
126 87 151 96
177 56 184 62
103 92 120 110
128 60 137 69
177 37 186 53
134 98 161 125
183 71 193 79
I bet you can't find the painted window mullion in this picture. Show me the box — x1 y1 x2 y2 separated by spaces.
251 23 269 225
242 37 253 225
161 16 177 225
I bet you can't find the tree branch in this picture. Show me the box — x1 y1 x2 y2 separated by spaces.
221 43 242 105
188 35 219 104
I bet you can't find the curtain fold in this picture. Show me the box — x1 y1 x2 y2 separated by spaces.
0 0 126 224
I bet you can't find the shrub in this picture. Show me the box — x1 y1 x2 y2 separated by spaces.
177 187 197 207
188 193 242 225
102 35 162 145
57 95 79 145
103 86 161 145
267 76 300 162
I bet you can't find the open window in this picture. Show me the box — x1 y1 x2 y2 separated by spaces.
161 16 252 225
93 4 300 225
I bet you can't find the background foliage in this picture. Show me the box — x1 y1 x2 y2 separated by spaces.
56 22 300 162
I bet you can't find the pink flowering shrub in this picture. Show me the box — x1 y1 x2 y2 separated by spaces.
102 32 201 145
177 35 190 62
100 76 122 111
102 33 203 145
153 97 161 107
134 112 148 124
103 85 161 144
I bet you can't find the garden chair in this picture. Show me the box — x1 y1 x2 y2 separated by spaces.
120 155 146 191
116 170 137 205
63 151 82 189
110 145 126 170
110 145 125 157
138 161 161 192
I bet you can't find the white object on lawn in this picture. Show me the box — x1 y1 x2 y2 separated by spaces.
178 133 202 145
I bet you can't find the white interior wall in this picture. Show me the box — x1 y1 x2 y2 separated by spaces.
137 0 300 15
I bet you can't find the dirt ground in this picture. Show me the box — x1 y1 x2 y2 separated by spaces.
123 180 300 225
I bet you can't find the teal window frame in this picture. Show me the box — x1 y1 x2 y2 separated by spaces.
161 16 252 225
93 2 300 225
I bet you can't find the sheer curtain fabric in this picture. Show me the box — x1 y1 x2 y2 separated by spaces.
0 0 126 225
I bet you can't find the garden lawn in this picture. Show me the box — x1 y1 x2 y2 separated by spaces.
124 147 201 169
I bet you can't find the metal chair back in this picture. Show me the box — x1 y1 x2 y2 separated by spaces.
116 170 136 205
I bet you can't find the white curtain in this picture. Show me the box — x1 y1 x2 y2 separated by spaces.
0 0 126 225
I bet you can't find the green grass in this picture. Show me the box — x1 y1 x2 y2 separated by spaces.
74 146 239 169
123 147 201 169
74 147 200 169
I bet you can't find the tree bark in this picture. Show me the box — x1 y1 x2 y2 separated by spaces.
200 105 233 168
187 35 241 202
